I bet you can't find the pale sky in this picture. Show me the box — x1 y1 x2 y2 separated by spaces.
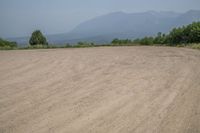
0 0 200 38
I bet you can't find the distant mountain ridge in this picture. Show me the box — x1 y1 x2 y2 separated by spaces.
8 10 200 46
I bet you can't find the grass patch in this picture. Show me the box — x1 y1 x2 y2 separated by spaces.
189 44 200 50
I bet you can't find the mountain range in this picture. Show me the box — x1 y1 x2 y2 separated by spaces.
8 10 200 46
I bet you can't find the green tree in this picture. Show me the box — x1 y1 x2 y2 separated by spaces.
133 38 141 44
111 38 120 44
111 22 200 46
140 37 154 45
29 30 48 45
186 22 200 43
168 27 185 45
165 22 200 45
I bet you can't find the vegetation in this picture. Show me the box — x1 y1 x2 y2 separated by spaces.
0 38 17 49
1 22 200 50
188 43 200 50
111 22 200 47
111 38 132 45
29 30 48 45
168 22 200 45
75 42 95 47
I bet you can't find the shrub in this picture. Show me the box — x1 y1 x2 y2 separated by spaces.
0 38 17 49
189 43 200 49
74 42 95 47
29 30 48 45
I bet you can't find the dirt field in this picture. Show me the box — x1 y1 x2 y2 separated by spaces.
0 46 200 133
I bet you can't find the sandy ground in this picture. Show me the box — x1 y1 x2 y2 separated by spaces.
0 46 200 133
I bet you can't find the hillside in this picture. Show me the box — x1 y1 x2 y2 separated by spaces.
9 10 200 45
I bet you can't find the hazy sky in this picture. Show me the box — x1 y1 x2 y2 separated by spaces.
0 0 200 38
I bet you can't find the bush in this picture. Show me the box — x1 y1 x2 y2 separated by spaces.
189 44 200 49
0 38 17 49
139 37 154 45
111 38 132 45
74 42 95 47
167 22 200 45
124 22 200 46
29 30 48 45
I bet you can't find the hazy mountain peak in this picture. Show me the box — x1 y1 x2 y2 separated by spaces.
108 11 126 15
9 10 200 45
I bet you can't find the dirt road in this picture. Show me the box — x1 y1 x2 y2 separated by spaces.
0 46 200 133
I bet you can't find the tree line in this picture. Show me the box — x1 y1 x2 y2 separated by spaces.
111 22 200 46
0 22 200 49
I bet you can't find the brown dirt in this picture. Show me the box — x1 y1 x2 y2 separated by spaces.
0 46 200 133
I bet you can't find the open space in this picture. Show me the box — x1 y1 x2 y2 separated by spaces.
0 47 200 133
